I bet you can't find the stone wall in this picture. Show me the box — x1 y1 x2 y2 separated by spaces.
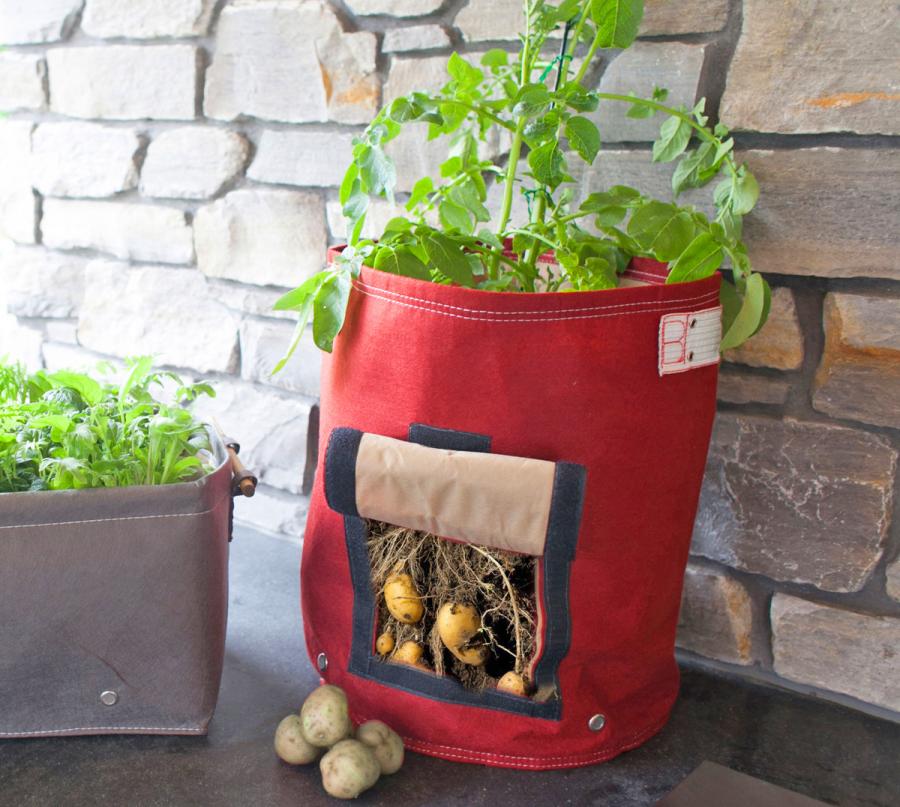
1 0 897 717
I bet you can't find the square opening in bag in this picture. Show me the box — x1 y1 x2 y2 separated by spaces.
365 520 541 700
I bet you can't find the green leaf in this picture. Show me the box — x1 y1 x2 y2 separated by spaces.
274 272 329 312
732 168 759 215
450 180 490 223
406 176 434 210
720 272 767 351
439 198 474 233
561 83 599 112
626 94 655 119
48 370 103 406
476 229 504 251
719 278 742 337
273 273 329 373
627 200 695 261
523 116 558 146
389 96 418 123
512 83 551 118
447 52 483 88
312 272 352 353
373 246 431 280
565 116 601 164
338 162 358 206
359 145 396 198
692 97 708 126
590 0 644 48
672 142 717 195
422 232 474 287
652 114 692 163
480 49 508 68
579 185 642 211
666 232 724 284
381 216 412 238
528 141 567 189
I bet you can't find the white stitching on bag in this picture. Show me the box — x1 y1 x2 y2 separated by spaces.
355 278 719 317
0 727 205 736
357 288 718 322
0 495 229 531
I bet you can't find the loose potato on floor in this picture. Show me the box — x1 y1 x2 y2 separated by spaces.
383 573 424 624
356 720 404 775
274 714 320 764
320 739 381 799
300 684 353 748
437 602 487 665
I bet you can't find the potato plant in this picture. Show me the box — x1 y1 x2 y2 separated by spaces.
0 357 215 493
276 0 770 368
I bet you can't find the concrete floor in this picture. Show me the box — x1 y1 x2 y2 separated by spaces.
1 526 898 806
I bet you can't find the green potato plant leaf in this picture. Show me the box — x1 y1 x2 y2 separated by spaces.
591 0 644 48
721 272 769 350
666 232 724 284
312 272 353 353
627 201 695 261
652 114 692 163
565 116 602 164
423 232 475 287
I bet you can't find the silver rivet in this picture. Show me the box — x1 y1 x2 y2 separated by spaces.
100 690 118 706
316 652 328 672
588 713 606 732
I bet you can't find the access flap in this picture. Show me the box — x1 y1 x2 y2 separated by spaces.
325 428 557 556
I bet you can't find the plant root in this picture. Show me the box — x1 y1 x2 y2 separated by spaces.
366 521 537 692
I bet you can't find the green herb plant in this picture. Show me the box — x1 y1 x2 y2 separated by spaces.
0 357 216 493
275 0 770 369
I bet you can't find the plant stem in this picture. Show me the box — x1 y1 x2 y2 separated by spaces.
497 120 525 235
492 0 534 274
594 92 738 170
522 16 573 270
572 30 603 86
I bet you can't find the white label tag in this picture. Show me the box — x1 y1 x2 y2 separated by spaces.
658 307 722 376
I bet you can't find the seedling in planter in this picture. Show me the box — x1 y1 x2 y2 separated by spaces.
275 0 769 367
0 357 215 493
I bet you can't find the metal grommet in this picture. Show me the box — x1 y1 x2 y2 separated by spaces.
588 713 606 732
100 690 119 706
316 652 328 672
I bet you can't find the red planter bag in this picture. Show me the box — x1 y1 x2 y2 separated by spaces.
301 249 722 770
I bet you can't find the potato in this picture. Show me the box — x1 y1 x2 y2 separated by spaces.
274 714 320 764
319 739 381 799
436 602 487 665
375 632 395 655
384 572 424 624
392 640 424 666
356 720 405 775
300 684 353 748
497 671 528 697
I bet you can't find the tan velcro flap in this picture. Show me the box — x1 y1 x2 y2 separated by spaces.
355 433 556 556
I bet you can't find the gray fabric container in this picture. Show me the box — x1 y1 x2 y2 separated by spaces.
0 433 233 738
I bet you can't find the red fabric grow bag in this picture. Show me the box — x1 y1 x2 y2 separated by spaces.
301 249 721 770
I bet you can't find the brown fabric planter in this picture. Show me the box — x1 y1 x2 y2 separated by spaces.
0 433 233 738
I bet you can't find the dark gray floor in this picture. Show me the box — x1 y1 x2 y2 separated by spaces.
1 526 898 807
